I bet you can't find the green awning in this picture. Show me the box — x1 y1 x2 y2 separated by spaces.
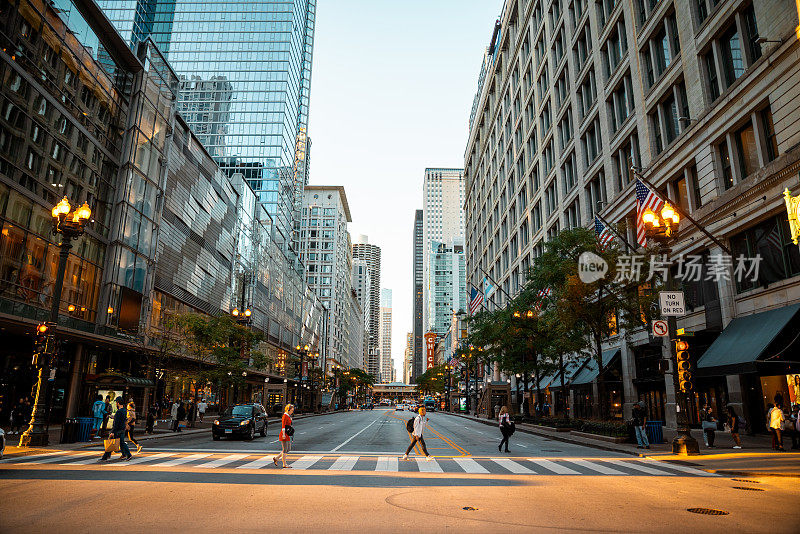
697 303 800 371
571 349 620 385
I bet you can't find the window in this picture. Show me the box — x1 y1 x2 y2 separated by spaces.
719 140 733 190
761 108 778 162
720 25 745 86
577 67 597 119
671 165 701 212
563 151 577 192
608 74 633 133
557 108 574 148
742 5 761 63
705 52 720 101
614 131 640 191
582 118 601 165
545 180 559 216
735 122 758 178
730 215 800 292
586 171 606 218
565 199 581 229
597 0 617 28
573 23 592 74
532 202 542 232
603 17 628 77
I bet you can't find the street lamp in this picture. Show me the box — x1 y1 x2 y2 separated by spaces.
641 202 699 455
20 197 91 447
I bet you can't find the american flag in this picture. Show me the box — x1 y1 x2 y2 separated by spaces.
765 224 783 250
469 286 483 315
534 287 551 311
635 180 664 247
594 217 615 249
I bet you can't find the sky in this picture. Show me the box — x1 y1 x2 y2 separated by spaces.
310 0 504 379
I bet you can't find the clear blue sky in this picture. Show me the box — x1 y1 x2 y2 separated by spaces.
310 0 503 378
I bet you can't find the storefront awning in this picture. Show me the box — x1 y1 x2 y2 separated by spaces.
570 349 620 385
697 303 800 373
85 373 154 387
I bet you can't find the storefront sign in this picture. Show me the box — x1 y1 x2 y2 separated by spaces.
785 188 800 245
424 332 437 370
659 291 685 316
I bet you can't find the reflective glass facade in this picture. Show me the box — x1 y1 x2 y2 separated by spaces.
99 0 316 242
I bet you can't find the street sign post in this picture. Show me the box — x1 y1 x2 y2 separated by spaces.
652 320 668 337
659 291 686 316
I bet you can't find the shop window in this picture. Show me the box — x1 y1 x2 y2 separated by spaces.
730 215 800 292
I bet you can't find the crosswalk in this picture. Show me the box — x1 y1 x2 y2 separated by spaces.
0 451 717 477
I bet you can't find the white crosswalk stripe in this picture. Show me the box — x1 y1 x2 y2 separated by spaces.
63 453 111 465
1 451 71 464
569 459 626 475
236 456 276 469
375 456 398 472
453 457 489 474
416 457 443 473
528 459 580 475
124 453 174 465
195 454 249 468
491 458 536 474
155 453 211 467
329 456 359 470
619 460 675 475
651 461 717 477
291 455 323 470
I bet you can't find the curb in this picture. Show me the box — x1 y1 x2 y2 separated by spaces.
704 469 800 478
438 411 644 458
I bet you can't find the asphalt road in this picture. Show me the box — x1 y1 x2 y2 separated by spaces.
2 409 799 533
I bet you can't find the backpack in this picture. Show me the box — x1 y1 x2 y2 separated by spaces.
406 417 415 433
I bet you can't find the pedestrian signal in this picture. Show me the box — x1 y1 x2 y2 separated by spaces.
675 340 692 392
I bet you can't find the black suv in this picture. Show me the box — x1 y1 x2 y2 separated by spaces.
212 404 267 441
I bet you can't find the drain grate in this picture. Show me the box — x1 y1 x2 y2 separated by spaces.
731 479 760 484
462 507 477 511
732 486 764 491
687 508 729 516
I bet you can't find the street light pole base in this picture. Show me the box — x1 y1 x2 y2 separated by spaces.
19 429 49 447
671 433 700 455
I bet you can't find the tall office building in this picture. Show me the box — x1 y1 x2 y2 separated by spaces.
403 332 413 384
299 186 361 371
422 168 465 334
99 0 317 241
352 235 381 379
351 258 372 369
465 0 800 427
426 239 467 336
379 288 393 383
411 209 424 381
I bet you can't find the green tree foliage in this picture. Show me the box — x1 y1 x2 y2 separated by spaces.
415 365 447 395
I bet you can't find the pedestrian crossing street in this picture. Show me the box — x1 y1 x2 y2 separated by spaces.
1 451 717 477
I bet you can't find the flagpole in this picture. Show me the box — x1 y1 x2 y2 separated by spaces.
631 167 732 255
595 212 636 252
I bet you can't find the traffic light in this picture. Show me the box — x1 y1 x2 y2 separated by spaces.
675 339 692 393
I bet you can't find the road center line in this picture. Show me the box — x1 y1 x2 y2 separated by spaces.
330 418 378 451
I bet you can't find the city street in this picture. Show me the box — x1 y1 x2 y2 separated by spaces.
2 410 798 533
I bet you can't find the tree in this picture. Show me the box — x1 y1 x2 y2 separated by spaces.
415 365 447 395
528 226 663 418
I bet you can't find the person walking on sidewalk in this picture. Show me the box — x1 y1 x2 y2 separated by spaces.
197 399 207 423
701 403 717 448
170 400 180 432
177 401 186 432
126 401 142 454
91 395 105 439
273 404 294 468
769 402 785 451
100 398 132 462
102 395 112 435
498 406 513 452
187 399 196 429
402 406 432 461
725 405 743 449
10 398 26 434
632 401 650 449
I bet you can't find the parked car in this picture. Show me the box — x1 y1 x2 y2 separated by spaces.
0 428 5 459
212 404 267 441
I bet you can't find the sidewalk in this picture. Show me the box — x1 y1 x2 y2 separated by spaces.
440 411 800 477
2 410 343 458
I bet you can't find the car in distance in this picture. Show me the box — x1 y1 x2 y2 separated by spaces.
212 403 267 441
395 404 404 411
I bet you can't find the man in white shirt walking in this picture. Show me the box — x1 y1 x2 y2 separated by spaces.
197 400 207 423
402 406 432 461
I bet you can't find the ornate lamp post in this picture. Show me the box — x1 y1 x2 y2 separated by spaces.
20 197 91 447
641 202 699 455
295 344 311 411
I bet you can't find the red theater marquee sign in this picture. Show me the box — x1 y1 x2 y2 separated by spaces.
424 333 437 370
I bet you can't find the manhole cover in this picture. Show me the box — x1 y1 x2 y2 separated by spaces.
732 486 764 492
687 508 729 516
462 507 477 511
731 479 760 484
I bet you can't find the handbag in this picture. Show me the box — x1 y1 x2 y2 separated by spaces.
285 425 295 437
104 437 121 453
701 420 716 431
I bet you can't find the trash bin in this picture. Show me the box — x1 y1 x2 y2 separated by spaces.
646 420 664 444
76 417 94 442
60 418 77 444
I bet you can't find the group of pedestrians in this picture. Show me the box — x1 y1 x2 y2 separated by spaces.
7 398 32 435
99 396 143 462
166 398 208 431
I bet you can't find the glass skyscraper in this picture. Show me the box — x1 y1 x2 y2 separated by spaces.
99 0 316 241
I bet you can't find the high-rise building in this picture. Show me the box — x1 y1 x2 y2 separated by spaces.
412 209 424 381
379 288 393 383
422 168 465 335
300 186 361 371
465 0 800 428
99 0 316 242
352 235 381 380
351 258 372 369
426 239 467 336
404 332 413 384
